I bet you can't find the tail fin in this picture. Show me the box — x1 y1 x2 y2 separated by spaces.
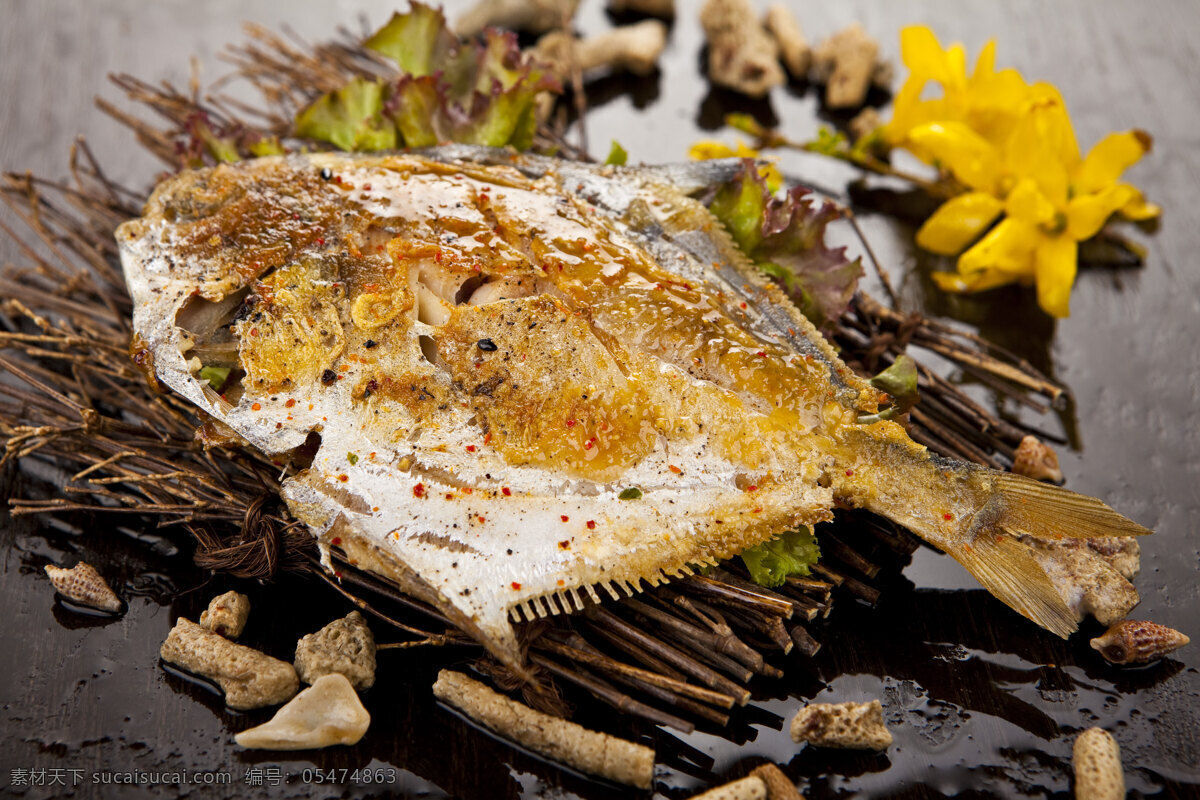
948 531 1079 638
940 473 1150 637
991 473 1153 540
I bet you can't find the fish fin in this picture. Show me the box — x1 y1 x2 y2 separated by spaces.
992 473 1152 540
946 531 1078 638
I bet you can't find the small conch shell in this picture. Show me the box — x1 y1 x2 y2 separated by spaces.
1012 435 1064 483
234 673 369 750
1090 619 1190 664
44 561 122 613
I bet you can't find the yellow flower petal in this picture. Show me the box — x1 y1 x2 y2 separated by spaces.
688 141 736 160
908 122 1001 191
916 192 1004 255
1004 95 1072 206
1034 236 1078 318
930 271 972 293
1118 186 1162 221
1075 129 1152 195
970 39 997 79
958 218 1039 283
1005 178 1058 227
900 26 964 89
1066 183 1135 241
933 265 1015 293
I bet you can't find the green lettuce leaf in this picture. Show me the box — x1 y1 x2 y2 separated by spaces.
606 140 629 166
858 354 919 423
708 163 862 328
740 528 821 588
294 77 396 152
298 3 559 152
364 5 456 77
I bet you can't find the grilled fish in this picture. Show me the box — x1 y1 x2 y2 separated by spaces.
117 148 1150 674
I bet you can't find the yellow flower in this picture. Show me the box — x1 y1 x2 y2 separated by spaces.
913 85 1077 254
688 138 783 192
881 27 1160 317
883 26 1030 155
931 97 1152 317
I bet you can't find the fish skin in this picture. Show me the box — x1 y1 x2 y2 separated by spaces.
117 148 1151 674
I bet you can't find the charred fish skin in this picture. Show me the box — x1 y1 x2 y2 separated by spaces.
118 148 1151 673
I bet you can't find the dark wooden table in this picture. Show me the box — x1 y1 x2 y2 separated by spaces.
2 2 1198 798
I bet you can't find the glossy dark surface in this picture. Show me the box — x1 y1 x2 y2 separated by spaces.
2 1 1198 798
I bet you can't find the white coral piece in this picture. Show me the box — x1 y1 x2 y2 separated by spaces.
234 673 370 750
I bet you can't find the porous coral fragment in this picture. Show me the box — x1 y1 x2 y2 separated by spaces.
160 618 298 710
294 611 377 690
789 699 892 750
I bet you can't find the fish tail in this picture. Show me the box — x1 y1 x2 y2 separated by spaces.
934 473 1150 638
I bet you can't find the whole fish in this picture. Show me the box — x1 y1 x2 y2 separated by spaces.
117 147 1149 675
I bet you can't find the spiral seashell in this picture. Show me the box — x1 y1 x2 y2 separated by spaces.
1012 435 1064 483
1090 619 1189 664
44 561 122 613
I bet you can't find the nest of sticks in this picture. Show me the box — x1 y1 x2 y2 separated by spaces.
0 22 1068 739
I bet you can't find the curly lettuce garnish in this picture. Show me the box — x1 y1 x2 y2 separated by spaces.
707 163 862 329
295 3 559 152
740 528 821 588
294 78 397 152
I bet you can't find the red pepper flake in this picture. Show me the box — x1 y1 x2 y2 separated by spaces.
477 515 486 523
445 493 455 500
483 433 492 445
251 402 262 411
845 469 854 476
334 570 343 579
466 444 477 453
316 237 326 246
502 487 512 496
586 520 596 530
746 485 758 492
371 506 379 512
560 515 570 523
668 465 682 475
944 513 954 521
583 437 596 450
752 506 763 513
308 403 314 411
757 351 767 358
249 327 258 337
557 579 565 587
566 419 577 427
413 482 426 498
275 422 283 429
338 474 349 482
363 183 372 191
331 537 342 546
285 398 295 408
511 581 522 590
740 302 748 309
559 540 570 549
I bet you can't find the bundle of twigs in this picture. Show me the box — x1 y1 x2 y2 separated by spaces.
0 20 1065 740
